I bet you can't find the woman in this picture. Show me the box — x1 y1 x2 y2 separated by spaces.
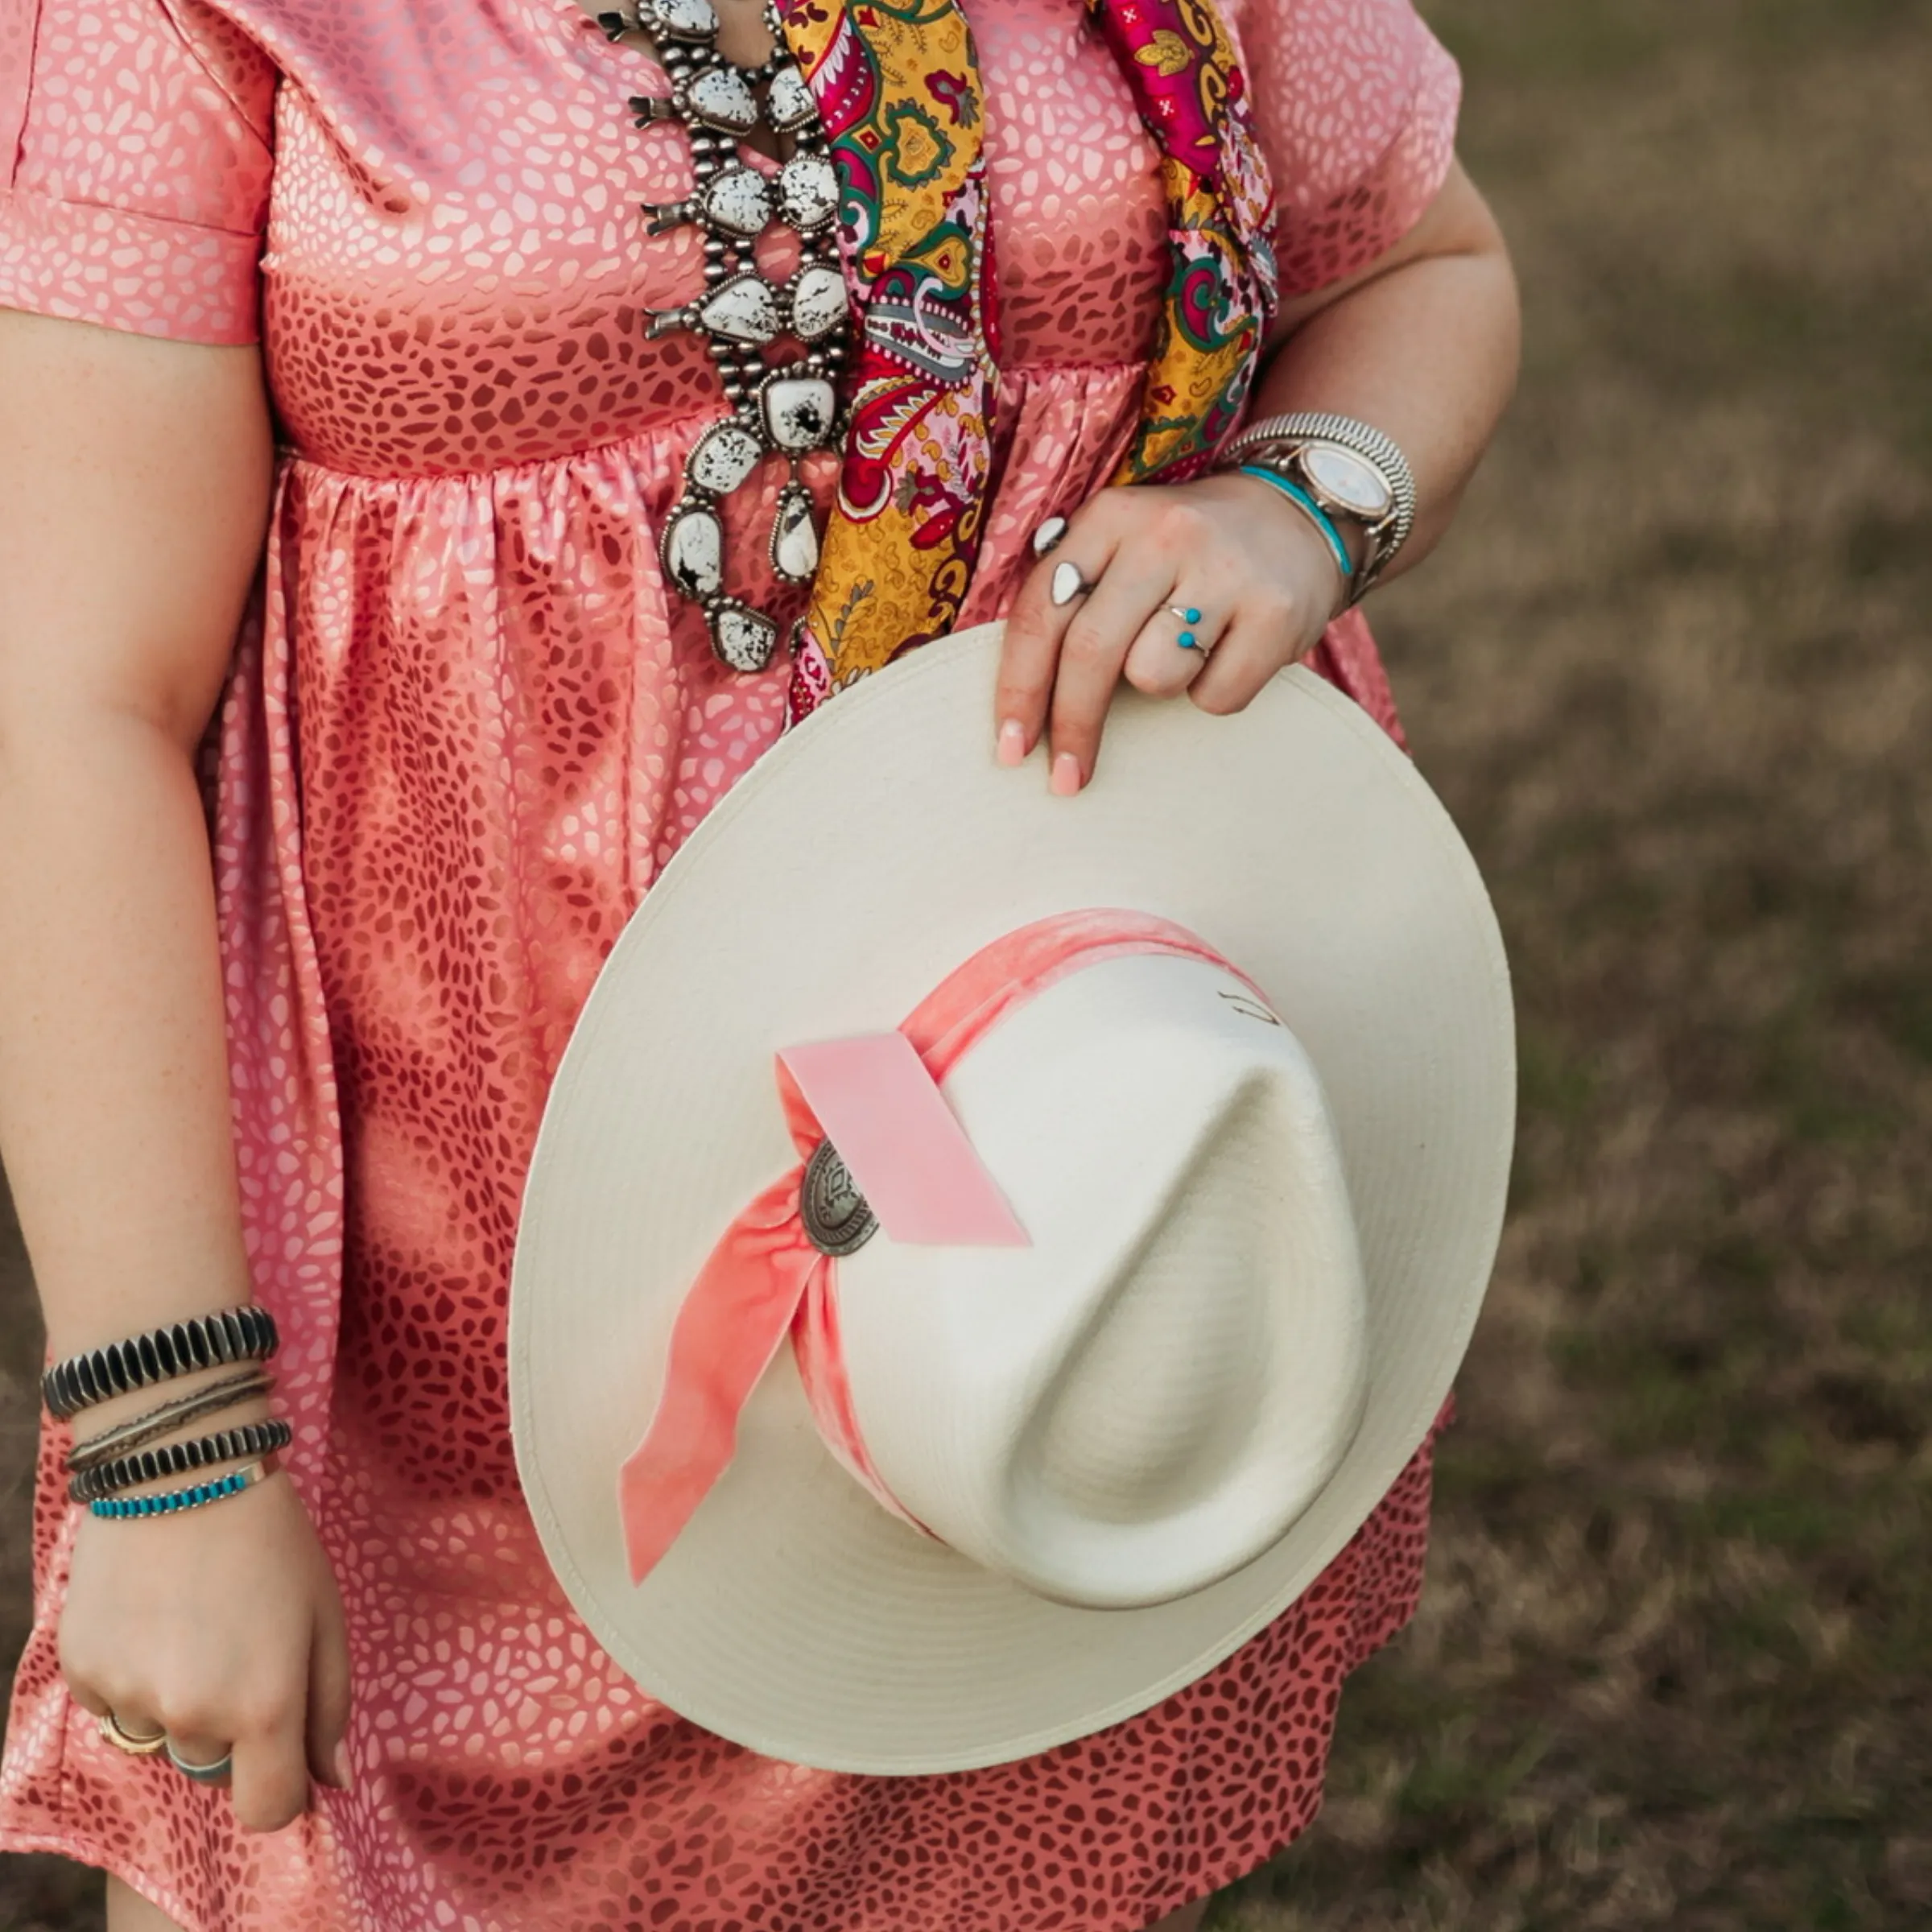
0 0 1518 1922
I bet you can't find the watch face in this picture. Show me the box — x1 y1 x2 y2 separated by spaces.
1304 444 1393 519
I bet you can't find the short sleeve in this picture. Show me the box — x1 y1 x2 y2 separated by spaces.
0 0 277 343
1234 0 1462 297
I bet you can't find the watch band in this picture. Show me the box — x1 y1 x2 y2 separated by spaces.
42 1304 281 1422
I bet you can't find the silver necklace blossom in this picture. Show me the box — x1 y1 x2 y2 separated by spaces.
594 0 852 671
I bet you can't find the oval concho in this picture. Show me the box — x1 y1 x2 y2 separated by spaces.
800 1141 878 1257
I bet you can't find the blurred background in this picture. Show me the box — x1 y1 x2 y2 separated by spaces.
4 0 1929 1926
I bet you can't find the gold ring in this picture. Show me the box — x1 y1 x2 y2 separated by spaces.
98 1711 169 1757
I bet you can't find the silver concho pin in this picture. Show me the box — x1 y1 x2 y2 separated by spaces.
800 1140 878 1257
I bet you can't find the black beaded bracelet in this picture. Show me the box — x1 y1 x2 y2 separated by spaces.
67 1417 294 1504
42 1305 279 1422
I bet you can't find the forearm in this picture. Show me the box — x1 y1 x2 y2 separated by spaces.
0 312 274 1394
0 720 254 1365
1248 161 1521 584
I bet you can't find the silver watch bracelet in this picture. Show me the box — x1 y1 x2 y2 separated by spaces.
1220 412 1418 604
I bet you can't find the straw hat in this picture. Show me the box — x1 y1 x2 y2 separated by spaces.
509 622 1513 1774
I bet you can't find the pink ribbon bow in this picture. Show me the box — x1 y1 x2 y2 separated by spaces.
617 908 1264 1583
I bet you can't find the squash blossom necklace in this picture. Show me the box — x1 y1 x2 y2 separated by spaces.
596 0 849 672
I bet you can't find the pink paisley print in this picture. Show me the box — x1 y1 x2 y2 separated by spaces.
0 0 1459 1925
1086 0 1231 182
1083 0 1281 481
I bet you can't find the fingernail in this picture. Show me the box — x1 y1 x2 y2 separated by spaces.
332 1741 354 1789
1051 752 1082 798
996 719 1027 767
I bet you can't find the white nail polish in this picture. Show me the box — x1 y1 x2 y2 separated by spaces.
1031 515 1068 558
1051 561 1086 608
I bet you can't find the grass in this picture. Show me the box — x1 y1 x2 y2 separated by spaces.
3 0 1930 1925
1212 2 1932 1926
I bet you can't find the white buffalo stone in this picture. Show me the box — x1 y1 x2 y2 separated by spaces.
761 374 837 452
663 506 724 599
765 65 816 133
770 487 821 583
685 420 763 496
778 153 838 230
789 265 848 342
643 0 716 39
698 274 782 345
685 67 759 134
701 168 773 237
711 604 778 671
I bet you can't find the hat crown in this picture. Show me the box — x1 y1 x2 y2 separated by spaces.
833 952 1371 1609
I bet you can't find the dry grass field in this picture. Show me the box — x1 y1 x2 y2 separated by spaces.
3 0 1929 1926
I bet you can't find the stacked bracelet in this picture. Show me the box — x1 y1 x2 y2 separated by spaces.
42 1306 279 1422
68 1418 294 1504
88 1454 282 1521
65 1369 276 1475
1218 411 1417 609
1236 466 1355 597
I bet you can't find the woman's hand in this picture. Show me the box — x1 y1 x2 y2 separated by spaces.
59 1468 352 1834
992 160 1521 795
994 471 1351 795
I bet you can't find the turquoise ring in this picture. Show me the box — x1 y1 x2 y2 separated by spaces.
1169 605 1209 653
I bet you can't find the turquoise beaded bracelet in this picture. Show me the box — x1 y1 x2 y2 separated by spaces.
1236 465 1355 592
87 1453 279 1520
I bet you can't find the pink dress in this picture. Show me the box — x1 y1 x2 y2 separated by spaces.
0 0 1460 1925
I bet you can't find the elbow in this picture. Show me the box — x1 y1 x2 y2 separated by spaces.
0 662 221 802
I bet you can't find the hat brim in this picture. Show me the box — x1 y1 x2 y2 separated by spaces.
509 624 1513 1774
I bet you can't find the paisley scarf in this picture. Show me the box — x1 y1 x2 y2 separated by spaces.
777 0 1278 718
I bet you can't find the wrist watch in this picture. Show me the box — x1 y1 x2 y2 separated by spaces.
1219 412 1417 607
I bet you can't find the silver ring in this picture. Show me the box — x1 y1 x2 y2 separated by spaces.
1050 560 1093 609
164 1739 233 1785
1030 515 1069 558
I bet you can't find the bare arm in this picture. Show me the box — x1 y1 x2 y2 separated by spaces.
1257 158 1521 583
0 308 348 1831
0 312 270 1352
997 160 1521 787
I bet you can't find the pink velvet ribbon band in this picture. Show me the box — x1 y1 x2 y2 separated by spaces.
617 908 1265 1584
